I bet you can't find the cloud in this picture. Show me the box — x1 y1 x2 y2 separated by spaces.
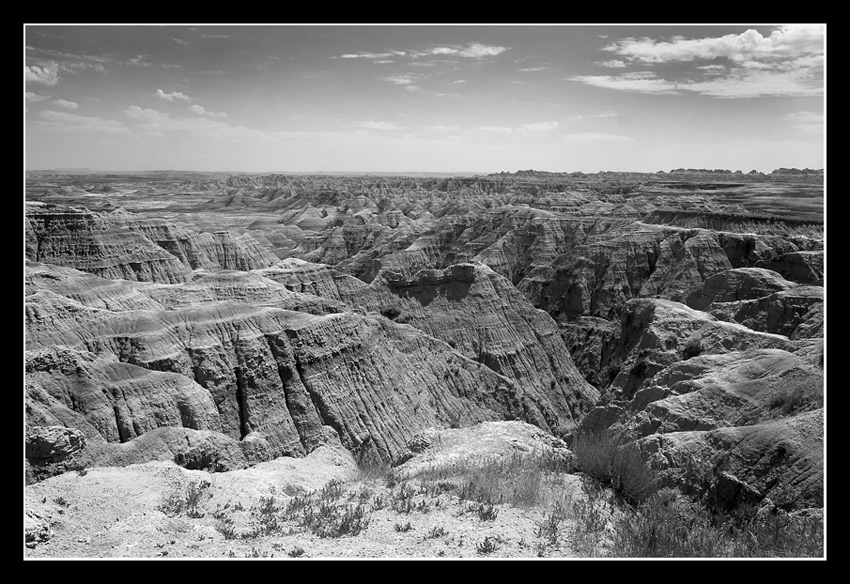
124 105 170 122
34 110 129 133
351 121 402 131
570 71 680 94
582 26 825 99
564 132 634 143
412 43 508 59
26 92 49 103
25 62 60 85
200 34 233 39
479 126 513 133
128 55 152 67
604 25 824 64
156 89 192 102
380 74 420 86
566 112 618 121
680 67 823 98
519 66 548 72
188 104 227 118
340 43 507 61
596 60 627 68
174 38 189 47
520 121 559 133
785 111 824 134
339 51 406 59
53 99 78 110
429 125 461 132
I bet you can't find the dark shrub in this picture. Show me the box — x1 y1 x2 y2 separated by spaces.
682 337 703 360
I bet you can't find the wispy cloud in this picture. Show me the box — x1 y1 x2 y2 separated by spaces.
26 91 50 103
128 55 152 67
174 38 189 47
571 71 680 94
520 121 559 133
338 42 508 61
429 125 461 132
479 126 513 133
519 66 548 72
338 50 407 59
595 60 627 68
188 104 226 118
200 34 233 39
564 132 634 143
380 74 421 86
785 111 824 134
25 63 60 85
415 43 508 59
34 110 129 133
351 121 402 130
155 89 193 102
26 48 110 75
125 106 170 122
53 99 78 110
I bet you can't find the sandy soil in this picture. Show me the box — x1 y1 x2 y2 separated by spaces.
24 426 601 560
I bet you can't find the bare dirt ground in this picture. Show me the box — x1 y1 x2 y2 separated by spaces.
24 424 599 560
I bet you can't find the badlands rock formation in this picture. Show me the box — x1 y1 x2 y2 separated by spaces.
25 170 824 526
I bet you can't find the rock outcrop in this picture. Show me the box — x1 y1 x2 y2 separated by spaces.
25 204 279 285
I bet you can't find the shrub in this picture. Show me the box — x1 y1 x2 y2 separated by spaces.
476 536 499 555
610 492 824 558
426 526 448 539
213 509 238 540
158 479 211 518
629 359 648 379
287 547 306 558
571 431 656 506
682 337 703 360
381 307 401 320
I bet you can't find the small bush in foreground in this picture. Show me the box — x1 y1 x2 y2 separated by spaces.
610 492 824 558
158 479 211 518
571 431 656 506
476 536 499 555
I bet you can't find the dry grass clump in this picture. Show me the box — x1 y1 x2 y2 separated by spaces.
570 431 656 506
409 450 571 510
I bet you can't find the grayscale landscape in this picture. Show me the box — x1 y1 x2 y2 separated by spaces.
24 24 826 559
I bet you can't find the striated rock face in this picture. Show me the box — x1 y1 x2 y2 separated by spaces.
684 267 824 339
517 224 735 322
25 204 279 284
368 264 600 434
575 338 823 511
25 274 544 467
572 298 799 402
26 425 86 466
26 204 192 284
685 268 796 310
26 346 223 444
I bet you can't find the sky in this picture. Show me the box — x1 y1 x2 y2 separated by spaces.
24 24 826 174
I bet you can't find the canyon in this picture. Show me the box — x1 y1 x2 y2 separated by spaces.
24 168 825 557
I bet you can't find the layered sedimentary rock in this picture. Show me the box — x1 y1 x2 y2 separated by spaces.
26 204 192 284
25 280 534 467
25 204 279 285
368 263 600 434
569 301 824 511
685 268 824 339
